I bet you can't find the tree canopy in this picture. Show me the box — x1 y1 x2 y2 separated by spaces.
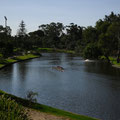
0 12 120 63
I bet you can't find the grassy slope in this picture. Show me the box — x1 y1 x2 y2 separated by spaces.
0 48 74 69
0 90 97 120
109 56 120 66
37 48 75 54
0 54 39 69
101 56 120 67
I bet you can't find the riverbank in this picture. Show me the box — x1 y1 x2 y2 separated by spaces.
0 48 75 69
37 48 75 54
100 56 120 68
0 54 41 69
0 90 98 120
109 56 120 68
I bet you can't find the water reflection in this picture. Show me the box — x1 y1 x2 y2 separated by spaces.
0 53 120 120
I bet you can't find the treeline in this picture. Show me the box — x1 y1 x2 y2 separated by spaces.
0 12 120 62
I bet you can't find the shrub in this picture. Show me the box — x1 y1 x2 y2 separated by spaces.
83 43 101 59
26 91 38 103
0 95 28 120
0 54 5 64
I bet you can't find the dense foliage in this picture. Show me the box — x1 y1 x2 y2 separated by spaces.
0 95 28 120
0 12 120 63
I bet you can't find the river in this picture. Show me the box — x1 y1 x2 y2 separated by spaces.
0 53 120 120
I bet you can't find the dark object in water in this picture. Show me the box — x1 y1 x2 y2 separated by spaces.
52 66 64 72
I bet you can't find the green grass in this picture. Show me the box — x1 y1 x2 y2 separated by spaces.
109 57 120 66
100 56 120 66
0 94 28 120
37 48 75 54
0 90 98 120
15 54 38 60
6 58 17 63
0 54 40 69
0 64 4 68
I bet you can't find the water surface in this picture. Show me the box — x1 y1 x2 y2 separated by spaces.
0 53 120 120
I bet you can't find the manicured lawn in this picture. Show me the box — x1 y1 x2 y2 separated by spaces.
109 57 120 66
0 54 39 69
100 56 120 66
6 58 17 63
0 64 4 68
15 54 38 60
37 48 75 54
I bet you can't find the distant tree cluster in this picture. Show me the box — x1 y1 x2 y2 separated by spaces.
0 12 120 63
82 12 120 62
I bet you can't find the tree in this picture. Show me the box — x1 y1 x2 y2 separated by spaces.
17 20 27 36
107 22 120 62
65 23 82 50
0 25 4 32
0 25 13 57
39 22 64 48
29 30 44 37
5 26 12 35
82 26 98 45
83 43 101 59
97 33 112 62
0 25 11 35
16 20 28 50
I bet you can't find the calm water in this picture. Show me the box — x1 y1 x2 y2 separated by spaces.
0 53 120 120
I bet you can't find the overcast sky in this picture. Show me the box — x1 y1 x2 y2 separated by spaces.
0 0 120 35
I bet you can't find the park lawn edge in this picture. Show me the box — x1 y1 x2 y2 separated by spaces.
0 48 75 69
0 90 98 120
100 56 120 68
37 48 75 54
0 54 41 69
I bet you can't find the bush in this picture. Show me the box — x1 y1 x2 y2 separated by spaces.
83 43 101 59
0 54 5 64
26 91 38 103
0 95 28 120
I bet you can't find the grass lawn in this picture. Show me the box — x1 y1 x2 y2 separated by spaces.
100 56 120 67
6 58 17 63
15 54 38 60
109 56 120 66
0 64 4 68
0 54 40 69
0 90 98 120
37 48 75 54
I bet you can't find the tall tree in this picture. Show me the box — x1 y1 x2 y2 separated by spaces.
65 23 82 50
107 22 120 62
17 20 27 36
39 22 64 48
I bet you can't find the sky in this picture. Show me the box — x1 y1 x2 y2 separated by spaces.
0 0 120 35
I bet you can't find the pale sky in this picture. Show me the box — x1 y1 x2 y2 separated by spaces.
0 0 120 35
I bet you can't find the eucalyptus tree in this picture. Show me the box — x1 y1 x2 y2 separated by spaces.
65 23 82 50
39 22 64 48
0 25 13 57
107 22 120 62
28 30 44 48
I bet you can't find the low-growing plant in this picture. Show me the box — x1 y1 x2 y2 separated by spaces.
0 95 28 120
26 91 38 103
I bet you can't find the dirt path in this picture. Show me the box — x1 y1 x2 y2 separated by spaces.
27 108 71 120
